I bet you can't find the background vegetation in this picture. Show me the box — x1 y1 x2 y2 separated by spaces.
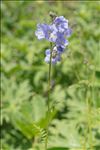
1 1 100 150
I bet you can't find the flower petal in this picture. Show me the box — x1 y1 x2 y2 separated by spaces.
45 49 51 55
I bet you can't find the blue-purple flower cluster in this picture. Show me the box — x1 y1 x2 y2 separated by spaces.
35 16 72 64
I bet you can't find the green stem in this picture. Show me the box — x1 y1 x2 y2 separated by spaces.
86 85 93 150
45 42 53 150
70 52 80 81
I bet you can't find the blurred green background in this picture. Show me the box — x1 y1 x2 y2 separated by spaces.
1 1 100 150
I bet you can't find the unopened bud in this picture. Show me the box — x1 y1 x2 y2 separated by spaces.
49 11 57 21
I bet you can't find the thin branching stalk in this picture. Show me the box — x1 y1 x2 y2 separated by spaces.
45 42 53 150
86 86 93 150
85 61 96 150
88 64 96 150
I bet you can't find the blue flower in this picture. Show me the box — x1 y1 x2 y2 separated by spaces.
57 46 64 53
64 28 72 37
54 16 68 32
48 24 57 42
35 24 46 40
45 47 61 64
35 23 57 42
35 15 72 64
56 32 69 48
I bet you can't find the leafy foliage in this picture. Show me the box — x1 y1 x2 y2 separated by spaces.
1 1 100 150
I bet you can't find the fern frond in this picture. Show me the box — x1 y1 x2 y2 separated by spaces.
32 123 47 143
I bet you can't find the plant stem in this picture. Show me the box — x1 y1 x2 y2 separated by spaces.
86 85 93 150
45 42 53 150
